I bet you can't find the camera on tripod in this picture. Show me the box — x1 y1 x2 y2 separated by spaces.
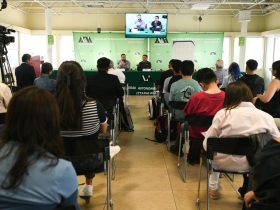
0 25 16 88
0 25 15 49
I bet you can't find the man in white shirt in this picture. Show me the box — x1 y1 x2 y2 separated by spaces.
108 60 126 84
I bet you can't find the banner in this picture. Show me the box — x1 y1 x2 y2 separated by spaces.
73 32 224 71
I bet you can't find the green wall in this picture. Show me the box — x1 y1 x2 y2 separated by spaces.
73 32 224 71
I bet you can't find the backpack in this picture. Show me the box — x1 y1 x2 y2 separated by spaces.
148 97 158 120
154 114 168 143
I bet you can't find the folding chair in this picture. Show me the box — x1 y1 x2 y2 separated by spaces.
166 101 186 150
177 114 213 182
121 83 128 106
63 136 113 210
196 136 258 210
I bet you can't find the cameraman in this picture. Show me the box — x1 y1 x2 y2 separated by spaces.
15 54 36 90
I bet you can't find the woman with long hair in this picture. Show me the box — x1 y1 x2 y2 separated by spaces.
254 60 280 118
0 87 79 209
55 61 120 199
203 81 280 199
220 62 242 89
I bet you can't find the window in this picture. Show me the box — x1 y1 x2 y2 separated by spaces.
274 37 280 61
58 35 74 67
6 31 19 68
245 37 264 69
222 37 230 68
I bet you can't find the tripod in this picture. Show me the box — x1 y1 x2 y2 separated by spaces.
0 43 15 89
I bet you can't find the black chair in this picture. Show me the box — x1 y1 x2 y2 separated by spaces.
176 114 213 182
196 136 258 210
63 136 113 210
166 101 187 150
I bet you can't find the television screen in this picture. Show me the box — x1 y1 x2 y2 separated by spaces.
125 13 168 38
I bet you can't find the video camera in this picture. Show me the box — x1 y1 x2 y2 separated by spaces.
0 25 15 46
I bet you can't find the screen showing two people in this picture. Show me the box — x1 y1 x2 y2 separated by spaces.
125 13 168 38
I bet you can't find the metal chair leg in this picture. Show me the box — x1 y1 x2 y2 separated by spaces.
196 155 203 210
177 123 188 182
167 112 172 150
206 160 210 210
106 159 113 210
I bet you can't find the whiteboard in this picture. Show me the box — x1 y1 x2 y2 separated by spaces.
171 41 195 61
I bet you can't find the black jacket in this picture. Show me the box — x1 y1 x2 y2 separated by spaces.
86 72 124 112
15 63 36 89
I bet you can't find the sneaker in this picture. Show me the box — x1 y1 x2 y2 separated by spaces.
79 184 93 197
209 189 221 200
110 145 121 158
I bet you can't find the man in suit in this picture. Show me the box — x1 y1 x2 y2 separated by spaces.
137 54 151 71
86 57 124 113
15 54 36 89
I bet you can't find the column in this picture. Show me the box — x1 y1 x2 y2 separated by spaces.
238 10 251 71
45 8 52 63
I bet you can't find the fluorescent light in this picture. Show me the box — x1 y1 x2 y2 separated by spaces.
191 3 211 10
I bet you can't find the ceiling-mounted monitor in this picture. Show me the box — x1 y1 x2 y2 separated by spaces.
125 13 168 38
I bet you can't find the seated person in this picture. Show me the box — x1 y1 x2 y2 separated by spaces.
0 86 79 210
184 68 225 165
254 60 280 118
150 15 162 32
238 59 264 97
56 61 120 198
108 60 126 84
203 81 280 200
0 82 12 113
220 62 242 89
158 59 175 94
117 53 130 70
244 137 280 210
169 60 202 121
34 62 56 92
162 59 181 108
214 59 226 87
134 14 146 31
137 54 151 71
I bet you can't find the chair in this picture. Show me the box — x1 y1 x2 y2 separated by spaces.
196 136 258 210
166 101 186 150
63 136 113 210
177 114 213 182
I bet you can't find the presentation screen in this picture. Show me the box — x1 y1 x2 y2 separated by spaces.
125 13 168 38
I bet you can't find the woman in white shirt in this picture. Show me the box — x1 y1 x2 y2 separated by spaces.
203 81 280 199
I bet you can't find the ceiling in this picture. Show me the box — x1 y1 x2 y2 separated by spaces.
7 0 280 16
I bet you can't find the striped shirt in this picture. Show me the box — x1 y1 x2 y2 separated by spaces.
61 100 107 138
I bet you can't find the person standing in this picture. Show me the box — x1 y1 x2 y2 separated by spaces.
15 54 36 90
137 54 151 71
117 54 131 70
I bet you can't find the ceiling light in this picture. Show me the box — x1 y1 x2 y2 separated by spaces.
191 3 211 10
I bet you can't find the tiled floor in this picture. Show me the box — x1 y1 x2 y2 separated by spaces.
78 96 244 210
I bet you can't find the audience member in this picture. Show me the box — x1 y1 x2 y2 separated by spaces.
55 60 120 198
137 54 151 71
183 68 225 165
0 82 12 113
34 62 56 92
0 86 79 210
162 59 181 107
214 59 226 86
203 81 280 200
86 57 124 115
220 62 241 89
254 60 280 118
158 59 174 94
244 137 280 210
108 60 126 84
239 59 264 97
169 60 202 121
15 54 36 89
117 53 130 69
169 60 202 154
